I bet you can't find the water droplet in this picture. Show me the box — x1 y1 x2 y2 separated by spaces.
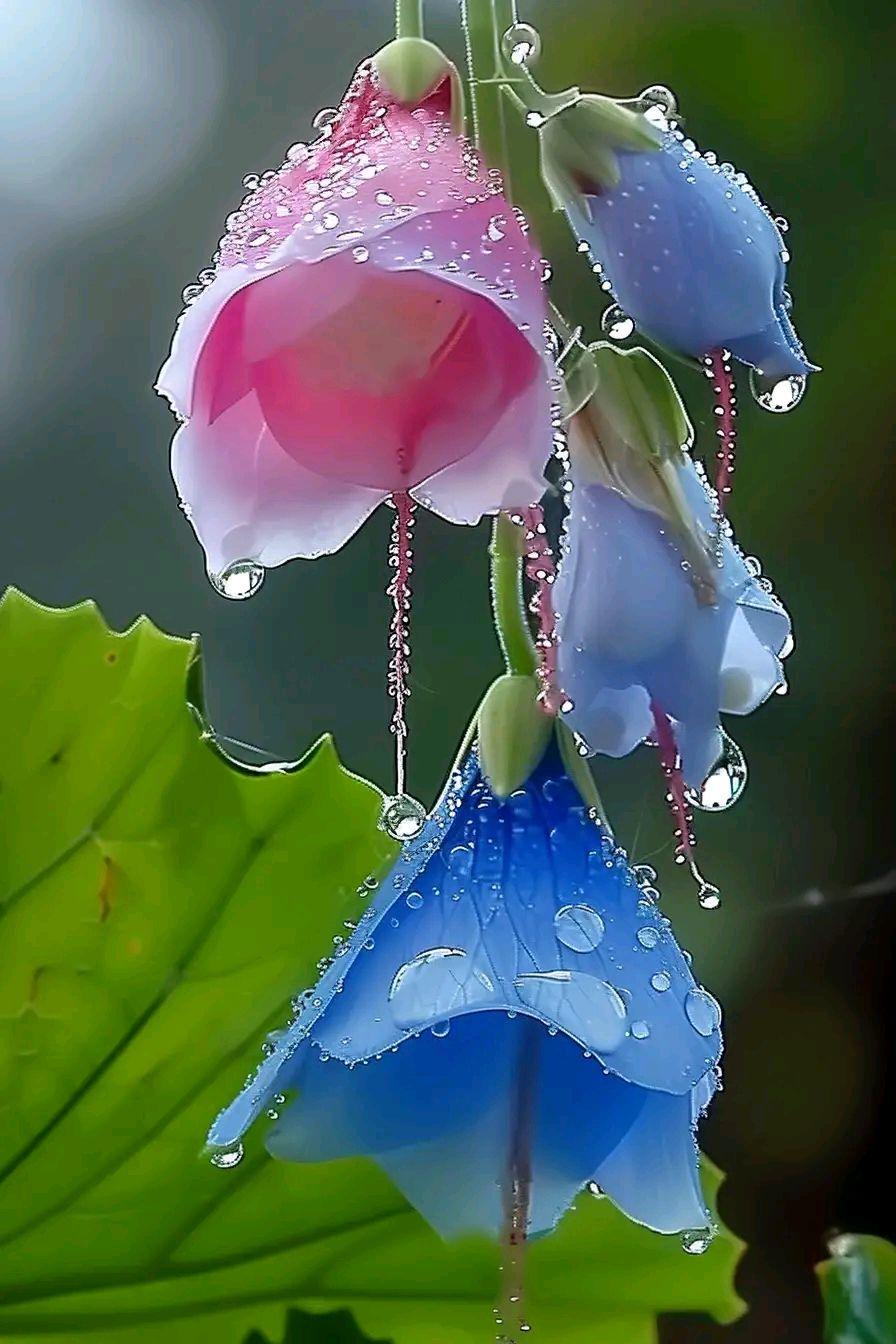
210 1142 243 1169
406 891 423 909
687 733 748 811
587 1180 605 1197
600 305 635 341
650 971 671 992
514 970 628 1052
501 22 542 67
431 1019 451 1038
380 793 426 841
750 370 806 413
388 947 467 1028
312 107 338 131
209 560 265 600
681 1225 716 1255
685 988 722 1037
639 84 678 115
554 904 606 952
697 883 722 911
525 110 545 128
631 1019 650 1039
636 926 659 950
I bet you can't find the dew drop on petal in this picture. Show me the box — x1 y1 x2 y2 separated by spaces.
681 1225 716 1255
685 988 722 1037
312 107 338 131
209 1142 243 1169
630 1020 650 1039
750 369 806 413
388 947 467 1028
554 904 606 952
639 84 678 116
650 970 671 992
380 793 426 841
687 733 748 811
209 560 265 600
636 926 660 949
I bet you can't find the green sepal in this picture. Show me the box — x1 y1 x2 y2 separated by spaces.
585 343 692 463
477 673 553 798
538 93 661 211
556 720 611 830
372 38 465 134
817 1234 896 1344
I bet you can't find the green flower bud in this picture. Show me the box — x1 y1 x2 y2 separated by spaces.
372 39 465 134
538 94 661 212
477 674 552 798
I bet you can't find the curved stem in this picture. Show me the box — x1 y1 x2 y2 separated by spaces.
394 0 423 39
489 513 537 677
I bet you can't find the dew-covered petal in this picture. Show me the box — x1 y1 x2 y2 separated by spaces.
591 1088 709 1233
268 1014 652 1240
171 393 385 573
578 130 813 377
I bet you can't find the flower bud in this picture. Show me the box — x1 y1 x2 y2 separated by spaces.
372 38 465 133
538 94 660 212
477 673 552 798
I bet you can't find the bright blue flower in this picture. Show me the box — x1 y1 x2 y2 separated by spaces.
575 128 815 380
554 454 792 790
209 743 722 1241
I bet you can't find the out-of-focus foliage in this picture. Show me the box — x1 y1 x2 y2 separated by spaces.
0 592 742 1344
243 1307 386 1344
816 1235 896 1344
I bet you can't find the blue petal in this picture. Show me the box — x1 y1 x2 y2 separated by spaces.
267 1013 708 1238
208 745 722 1158
577 132 813 376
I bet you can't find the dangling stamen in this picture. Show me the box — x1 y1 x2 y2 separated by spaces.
379 493 426 843
496 1020 540 1342
522 504 559 713
705 349 737 512
649 701 721 910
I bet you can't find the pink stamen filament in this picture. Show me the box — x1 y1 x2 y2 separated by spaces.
522 504 559 714
706 349 737 511
649 700 696 867
387 492 415 797
497 1021 540 1341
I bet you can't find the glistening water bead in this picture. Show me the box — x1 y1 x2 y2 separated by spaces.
209 559 265 600
749 370 807 413
380 792 427 842
686 732 748 812
681 1226 716 1255
638 84 678 117
500 22 542 67
601 305 635 341
209 1141 244 1169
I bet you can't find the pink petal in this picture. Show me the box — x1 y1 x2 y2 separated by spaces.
172 393 385 574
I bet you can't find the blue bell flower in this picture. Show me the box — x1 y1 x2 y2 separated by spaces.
544 101 815 381
553 444 792 791
208 743 722 1242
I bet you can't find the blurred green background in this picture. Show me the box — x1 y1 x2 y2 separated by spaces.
0 0 892 1339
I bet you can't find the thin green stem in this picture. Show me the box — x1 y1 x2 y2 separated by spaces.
489 513 537 677
394 0 423 39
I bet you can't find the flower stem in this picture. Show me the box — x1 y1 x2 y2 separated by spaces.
489 513 537 677
394 0 423 39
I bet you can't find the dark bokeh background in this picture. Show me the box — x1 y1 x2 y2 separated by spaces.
0 0 893 1338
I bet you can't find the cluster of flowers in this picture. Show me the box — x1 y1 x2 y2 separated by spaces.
157 25 813 1308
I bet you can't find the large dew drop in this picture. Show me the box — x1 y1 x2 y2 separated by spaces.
638 84 678 116
681 1225 716 1255
554 904 606 952
209 1141 244 1169
749 370 806 413
379 792 426 842
514 970 627 1053
687 732 748 812
601 305 635 341
501 22 542 66
684 987 722 1038
209 559 265 600
388 947 468 1029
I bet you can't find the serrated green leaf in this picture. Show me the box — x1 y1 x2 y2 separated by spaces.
0 590 745 1344
817 1235 896 1344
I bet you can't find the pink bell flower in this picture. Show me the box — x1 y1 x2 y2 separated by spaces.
157 58 552 589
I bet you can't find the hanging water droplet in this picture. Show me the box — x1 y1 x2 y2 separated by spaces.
379 793 426 841
209 560 265 600
525 110 545 128
681 1225 716 1255
685 987 722 1037
431 1019 451 1038
501 22 542 67
774 215 790 233
600 305 635 341
554 904 606 952
686 733 748 811
639 84 678 115
312 107 338 131
750 369 806 413
209 1141 244 1169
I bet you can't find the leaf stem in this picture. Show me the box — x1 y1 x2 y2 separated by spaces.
489 513 537 677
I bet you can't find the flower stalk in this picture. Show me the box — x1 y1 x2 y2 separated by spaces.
394 0 423 40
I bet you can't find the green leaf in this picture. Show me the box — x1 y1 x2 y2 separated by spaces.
244 1306 387 1344
0 590 745 1343
817 1235 896 1344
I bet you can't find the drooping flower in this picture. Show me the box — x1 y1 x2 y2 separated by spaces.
539 93 815 384
553 384 792 792
157 52 551 589
208 742 722 1246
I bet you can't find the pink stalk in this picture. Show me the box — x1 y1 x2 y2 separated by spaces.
706 349 737 510
387 492 416 797
522 504 559 714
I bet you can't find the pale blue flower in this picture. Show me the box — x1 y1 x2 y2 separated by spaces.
209 744 722 1241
